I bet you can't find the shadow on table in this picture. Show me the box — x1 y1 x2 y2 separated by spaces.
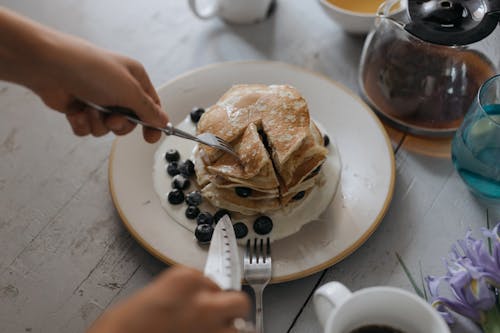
311 31 367 94
404 149 453 178
193 9 278 61
337 33 366 72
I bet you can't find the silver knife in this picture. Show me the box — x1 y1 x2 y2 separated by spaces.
204 216 255 332
204 214 242 291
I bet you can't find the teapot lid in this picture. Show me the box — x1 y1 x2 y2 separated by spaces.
404 0 499 45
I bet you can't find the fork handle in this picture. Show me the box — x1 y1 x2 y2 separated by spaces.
84 102 175 136
254 286 265 333
103 106 175 136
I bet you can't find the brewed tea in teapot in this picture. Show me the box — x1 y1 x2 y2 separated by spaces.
359 0 498 136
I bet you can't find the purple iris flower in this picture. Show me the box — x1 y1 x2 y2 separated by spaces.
455 227 500 288
425 223 500 324
427 262 495 323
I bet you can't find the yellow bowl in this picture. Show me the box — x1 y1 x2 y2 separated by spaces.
318 0 404 35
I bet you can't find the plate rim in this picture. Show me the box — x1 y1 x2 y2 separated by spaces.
108 60 396 283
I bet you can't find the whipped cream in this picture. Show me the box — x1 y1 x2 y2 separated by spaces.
152 117 341 243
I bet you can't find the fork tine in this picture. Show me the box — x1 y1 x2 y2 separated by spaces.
253 238 258 264
211 136 239 159
215 136 232 149
221 146 237 156
265 237 270 263
216 138 235 152
259 238 266 263
215 136 236 151
245 239 251 264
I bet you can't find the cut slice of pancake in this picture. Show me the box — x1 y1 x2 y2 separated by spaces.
276 123 328 190
207 122 279 190
194 147 279 194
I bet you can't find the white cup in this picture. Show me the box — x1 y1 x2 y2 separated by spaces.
313 282 450 333
188 0 275 24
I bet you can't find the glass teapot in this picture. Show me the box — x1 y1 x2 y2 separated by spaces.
359 0 499 137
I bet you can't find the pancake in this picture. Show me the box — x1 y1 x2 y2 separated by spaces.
195 84 329 214
202 183 281 215
152 114 342 243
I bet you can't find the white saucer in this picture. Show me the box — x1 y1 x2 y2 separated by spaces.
108 61 395 283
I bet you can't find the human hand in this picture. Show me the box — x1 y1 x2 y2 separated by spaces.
86 266 251 333
0 8 168 143
33 33 168 143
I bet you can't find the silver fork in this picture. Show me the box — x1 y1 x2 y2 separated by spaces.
85 101 238 158
244 238 272 333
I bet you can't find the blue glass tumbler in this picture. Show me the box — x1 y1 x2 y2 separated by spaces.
451 74 500 200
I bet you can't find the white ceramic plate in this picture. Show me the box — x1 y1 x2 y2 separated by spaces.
109 61 395 283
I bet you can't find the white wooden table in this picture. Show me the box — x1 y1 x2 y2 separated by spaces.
0 1 499 332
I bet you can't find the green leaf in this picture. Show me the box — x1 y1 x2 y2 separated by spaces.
487 209 493 255
419 261 428 301
395 252 426 299
482 307 500 333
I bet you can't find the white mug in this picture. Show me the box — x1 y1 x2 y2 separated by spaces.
313 282 450 333
188 0 275 24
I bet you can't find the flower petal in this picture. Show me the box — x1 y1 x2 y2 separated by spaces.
432 297 482 322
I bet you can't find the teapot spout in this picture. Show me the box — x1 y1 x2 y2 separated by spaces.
376 0 409 28
378 0 402 17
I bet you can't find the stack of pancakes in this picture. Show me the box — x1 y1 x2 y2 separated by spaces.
194 84 328 216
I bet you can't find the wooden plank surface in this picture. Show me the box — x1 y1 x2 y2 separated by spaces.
0 1 498 333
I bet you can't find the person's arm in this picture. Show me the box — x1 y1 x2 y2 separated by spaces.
0 7 168 142
86 266 251 333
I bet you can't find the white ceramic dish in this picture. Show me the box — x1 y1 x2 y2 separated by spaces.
108 61 395 283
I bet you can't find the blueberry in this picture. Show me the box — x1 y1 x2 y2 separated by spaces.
292 191 306 200
311 164 322 176
167 189 185 205
235 187 252 198
323 134 330 147
165 149 180 162
214 209 231 223
179 159 195 177
190 107 205 123
172 174 190 190
195 224 213 244
197 212 214 225
253 216 273 235
167 162 180 176
233 222 248 239
185 191 203 206
185 205 200 219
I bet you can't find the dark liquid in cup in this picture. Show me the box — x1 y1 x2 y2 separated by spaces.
350 324 406 333
360 20 496 134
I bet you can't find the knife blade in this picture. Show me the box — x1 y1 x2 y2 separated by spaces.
204 214 241 291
